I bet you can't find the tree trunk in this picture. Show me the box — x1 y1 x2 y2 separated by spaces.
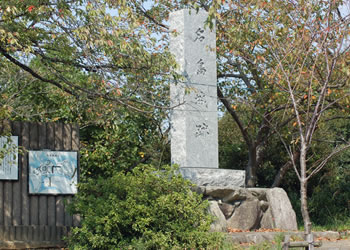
300 146 312 234
272 151 300 187
246 146 258 187
300 180 311 234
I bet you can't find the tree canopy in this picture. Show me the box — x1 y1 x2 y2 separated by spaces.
0 0 177 117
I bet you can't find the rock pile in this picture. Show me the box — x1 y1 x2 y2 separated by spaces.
194 187 298 232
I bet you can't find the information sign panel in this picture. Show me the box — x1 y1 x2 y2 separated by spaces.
0 136 18 180
29 150 78 194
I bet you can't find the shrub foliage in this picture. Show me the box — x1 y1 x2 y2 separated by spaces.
68 165 223 249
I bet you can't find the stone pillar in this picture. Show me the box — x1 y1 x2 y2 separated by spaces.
169 9 218 169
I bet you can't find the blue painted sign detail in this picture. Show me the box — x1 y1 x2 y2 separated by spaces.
29 151 78 194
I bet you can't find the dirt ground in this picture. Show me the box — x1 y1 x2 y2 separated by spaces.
317 238 350 250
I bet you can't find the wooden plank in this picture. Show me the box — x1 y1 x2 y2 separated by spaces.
55 199 65 227
0 178 3 226
3 226 10 241
4 180 12 226
55 123 65 227
11 122 21 226
21 122 30 227
72 124 79 151
47 123 55 227
56 226 63 242
54 122 63 151
3 122 13 228
9 226 15 241
63 124 73 227
29 123 39 226
0 225 3 240
63 123 72 151
38 123 48 227
22 226 28 242
64 198 73 227
49 225 56 242
33 225 40 242
44 225 50 241
14 226 22 241
27 225 33 241
72 124 80 227
39 225 45 242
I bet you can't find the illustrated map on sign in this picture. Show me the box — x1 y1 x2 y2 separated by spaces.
29 151 78 194
0 136 18 180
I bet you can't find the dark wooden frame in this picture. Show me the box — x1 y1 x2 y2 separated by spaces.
0 121 80 244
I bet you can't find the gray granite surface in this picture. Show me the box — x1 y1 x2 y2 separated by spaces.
170 9 218 169
179 168 245 187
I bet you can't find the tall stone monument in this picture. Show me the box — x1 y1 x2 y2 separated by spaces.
170 9 245 186
170 9 218 169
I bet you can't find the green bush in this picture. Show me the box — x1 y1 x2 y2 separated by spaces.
68 165 223 249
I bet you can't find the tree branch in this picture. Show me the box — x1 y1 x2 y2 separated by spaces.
0 46 159 113
133 1 169 30
0 46 76 96
217 86 252 146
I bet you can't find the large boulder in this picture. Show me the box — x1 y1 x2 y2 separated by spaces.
205 186 238 199
226 199 262 230
208 201 227 232
223 188 255 203
218 203 236 219
260 188 298 230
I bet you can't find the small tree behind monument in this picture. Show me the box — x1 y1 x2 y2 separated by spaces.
251 1 350 234
207 0 350 234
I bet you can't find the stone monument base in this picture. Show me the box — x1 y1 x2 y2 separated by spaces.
179 167 245 187
178 169 297 231
199 187 298 232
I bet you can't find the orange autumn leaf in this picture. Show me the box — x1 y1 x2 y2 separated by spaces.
28 5 35 12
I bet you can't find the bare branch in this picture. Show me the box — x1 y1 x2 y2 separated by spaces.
307 142 350 180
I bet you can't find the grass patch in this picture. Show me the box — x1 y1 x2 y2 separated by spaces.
222 233 286 250
298 217 350 232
